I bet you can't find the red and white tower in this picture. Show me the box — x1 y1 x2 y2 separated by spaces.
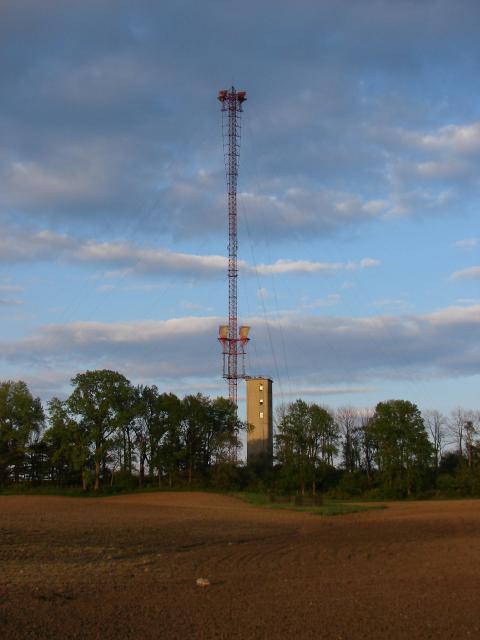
217 87 250 408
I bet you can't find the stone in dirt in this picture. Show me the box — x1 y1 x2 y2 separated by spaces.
196 578 210 587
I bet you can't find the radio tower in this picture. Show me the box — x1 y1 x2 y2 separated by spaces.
217 87 250 408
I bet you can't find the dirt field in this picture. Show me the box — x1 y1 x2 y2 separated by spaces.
1 493 480 639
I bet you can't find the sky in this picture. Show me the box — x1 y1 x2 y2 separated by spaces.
1 0 479 418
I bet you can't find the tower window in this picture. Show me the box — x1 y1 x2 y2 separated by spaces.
259 384 263 391
259 412 264 419
259 399 263 405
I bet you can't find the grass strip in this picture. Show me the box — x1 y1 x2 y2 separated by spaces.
234 492 387 516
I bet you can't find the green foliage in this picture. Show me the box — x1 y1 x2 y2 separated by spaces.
0 380 45 485
2 375 480 500
366 400 433 497
67 369 134 490
32 374 244 491
275 399 338 495
43 397 88 486
332 471 372 498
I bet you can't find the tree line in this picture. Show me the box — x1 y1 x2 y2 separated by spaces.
275 399 480 498
1 370 480 497
0 371 241 491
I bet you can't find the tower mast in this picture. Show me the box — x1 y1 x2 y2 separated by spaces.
217 87 250 408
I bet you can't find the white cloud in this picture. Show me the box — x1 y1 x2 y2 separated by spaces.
414 159 467 179
76 241 229 277
0 223 381 280
369 119 480 219
450 266 480 281
279 385 378 397
359 257 381 268
96 284 115 292
301 294 341 309
455 298 480 305
255 259 344 275
378 122 480 155
4 160 96 206
0 284 23 293
254 257 380 276
361 200 389 215
419 123 480 153
3 305 480 396
0 226 74 261
236 187 387 238
426 304 480 325
455 238 479 249
256 287 269 300
387 186 454 217
374 298 411 309
0 298 22 306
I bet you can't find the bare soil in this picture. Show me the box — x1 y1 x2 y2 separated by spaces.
1 493 480 639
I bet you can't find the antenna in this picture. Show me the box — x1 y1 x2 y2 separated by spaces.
217 87 250 408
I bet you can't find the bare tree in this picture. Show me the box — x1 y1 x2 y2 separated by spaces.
358 407 375 481
336 406 362 472
464 412 480 467
423 410 446 469
448 408 479 458
448 407 467 455
273 403 288 450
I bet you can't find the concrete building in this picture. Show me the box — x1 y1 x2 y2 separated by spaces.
246 377 273 465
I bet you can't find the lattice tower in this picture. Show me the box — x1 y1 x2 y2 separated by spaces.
217 87 249 408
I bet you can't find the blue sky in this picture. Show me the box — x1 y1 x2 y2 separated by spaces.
0 0 479 416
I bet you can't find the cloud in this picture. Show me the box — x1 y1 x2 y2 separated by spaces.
0 223 381 280
0 298 23 306
455 298 480 305
3 305 480 398
0 227 74 262
256 287 269 300
0 284 23 293
415 123 480 154
0 223 229 275
366 119 480 218
372 122 480 156
255 257 380 275
450 266 480 281
373 298 410 308
279 386 378 398
235 188 389 239
1 1 479 241
77 240 229 277
455 238 479 249
359 258 381 268
300 294 341 309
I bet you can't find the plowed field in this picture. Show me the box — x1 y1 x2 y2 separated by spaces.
1 493 480 639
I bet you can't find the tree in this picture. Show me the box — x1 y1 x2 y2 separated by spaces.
67 370 133 491
358 407 375 482
366 400 432 496
448 407 468 456
44 397 90 488
132 386 185 487
179 394 240 483
132 385 157 487
423 410 446 470
154 392 184 486
276 400 337 495
203 396 240 467
311 403 339 467
336 406 362 473
0 381 44 485
465 418 479 468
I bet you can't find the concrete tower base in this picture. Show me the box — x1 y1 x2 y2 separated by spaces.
246 377 273 465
